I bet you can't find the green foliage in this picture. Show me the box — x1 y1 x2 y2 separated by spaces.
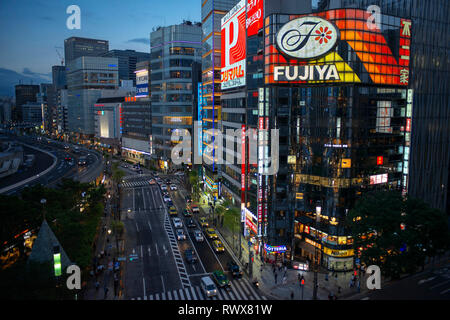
347 190 450 279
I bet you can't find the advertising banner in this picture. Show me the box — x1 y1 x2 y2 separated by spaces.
135 70 149 97
246 0 263 37
265 9 411 86
221 0 246 90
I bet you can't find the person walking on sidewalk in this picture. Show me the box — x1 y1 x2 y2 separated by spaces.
290 291 294 300
274 272 278 284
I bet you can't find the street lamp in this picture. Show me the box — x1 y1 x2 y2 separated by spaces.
40 198 47 220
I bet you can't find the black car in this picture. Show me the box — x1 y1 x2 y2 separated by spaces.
186 218 196 228
166 179 171 184
226 261 243 278
184 249 197 263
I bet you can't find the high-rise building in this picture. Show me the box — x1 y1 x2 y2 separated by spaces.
218 0 419 271
64 37 109 64
14 84 40 122
150 21 202 165
201 0 239 202
121 61 152 165
102 49 151 86
52 66 67 90
66 56 118 137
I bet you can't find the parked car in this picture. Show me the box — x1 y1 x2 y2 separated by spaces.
176 229 186 241
212 240 225 253
194 229 204 242
227 261 243 278
170 184 177 191
186 218 196 228
172 217 182 228
184 249 197 263
199 217 209 228
212 270 230 288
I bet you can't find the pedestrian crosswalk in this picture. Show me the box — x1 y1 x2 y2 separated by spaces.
131 278 267 300
119 180 152 188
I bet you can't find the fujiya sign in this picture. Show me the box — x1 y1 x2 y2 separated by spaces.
276 16 339 60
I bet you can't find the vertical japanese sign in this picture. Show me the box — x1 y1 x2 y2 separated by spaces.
198 83 204 157
246 0 263 37
221 0 246 90
399 19 411 85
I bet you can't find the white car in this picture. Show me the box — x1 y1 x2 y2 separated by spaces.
163 195 171 202
170 184 177 191
172 217 183 228
194 229 204 242
161 184 168 191
176 229 186 241
175 171 184 176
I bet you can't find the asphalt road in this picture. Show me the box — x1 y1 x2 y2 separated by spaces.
359 262 450 300
120 168 265 300
1 135 100 195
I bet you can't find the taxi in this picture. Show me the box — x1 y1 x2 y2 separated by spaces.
199 217 209 228
212 240 225 253
169 206 178 216
205 228 218 240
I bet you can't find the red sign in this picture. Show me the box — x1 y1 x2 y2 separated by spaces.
406 118 411 132
377 156 383 166
221 0 246 90
246 0 263 37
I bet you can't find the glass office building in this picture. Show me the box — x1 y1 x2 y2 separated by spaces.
150 21 202 165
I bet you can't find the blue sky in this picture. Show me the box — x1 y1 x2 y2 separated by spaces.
0 0 201 80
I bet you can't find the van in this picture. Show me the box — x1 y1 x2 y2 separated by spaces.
200 276 217 298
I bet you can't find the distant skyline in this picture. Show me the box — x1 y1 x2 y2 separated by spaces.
0 0 201 86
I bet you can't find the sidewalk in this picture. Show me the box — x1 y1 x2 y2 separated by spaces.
195 201 381 300
82 179 124 300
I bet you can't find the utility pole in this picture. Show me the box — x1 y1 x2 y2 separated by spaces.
313 203 321 300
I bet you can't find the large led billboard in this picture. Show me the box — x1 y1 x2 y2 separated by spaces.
221 0 246 90
135 69 149 97
246 0 263 37
265 9 411 86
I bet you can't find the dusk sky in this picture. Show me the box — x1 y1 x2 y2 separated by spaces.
0 0 201 81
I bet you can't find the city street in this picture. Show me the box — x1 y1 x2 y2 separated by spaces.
118 168 267 300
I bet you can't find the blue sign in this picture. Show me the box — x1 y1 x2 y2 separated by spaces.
264 244 287 253
197 83 203 157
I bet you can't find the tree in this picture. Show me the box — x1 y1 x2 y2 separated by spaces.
189 171 200 202
346 190 450 279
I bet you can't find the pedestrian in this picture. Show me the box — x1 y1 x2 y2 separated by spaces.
282 275 287 284
290 291 294 300
284 265 287 273
95 281 100 291
338 286 341 294
104 287 109 299
274 273 278 284
260 265 263 273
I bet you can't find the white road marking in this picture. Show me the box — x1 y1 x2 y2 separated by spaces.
148 246 151 256
430 279 450 290
161 275 166 293
418 276 436 285
143 278 146 297
135 222 139 232
155 243 159 255
440 288 450 295
140 245 143 258
148 220 152 231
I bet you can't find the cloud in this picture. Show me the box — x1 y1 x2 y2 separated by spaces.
22 68 51 80
127 38 149 45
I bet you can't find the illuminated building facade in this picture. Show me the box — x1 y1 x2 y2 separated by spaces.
201 0 238 201
221 1 413 270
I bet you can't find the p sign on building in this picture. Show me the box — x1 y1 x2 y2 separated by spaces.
221 0 246 90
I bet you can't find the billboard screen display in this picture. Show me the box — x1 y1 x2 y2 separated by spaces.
221 0 246 90
265 9 411 86
246 0 263 37
135 69 149 97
